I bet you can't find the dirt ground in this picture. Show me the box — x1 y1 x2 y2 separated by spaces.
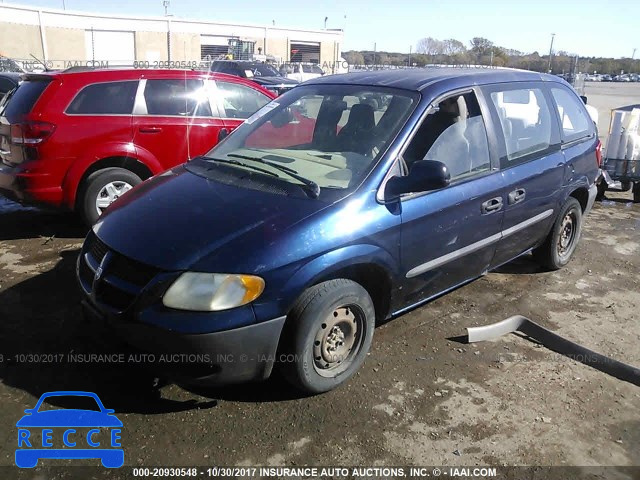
0 83 639 478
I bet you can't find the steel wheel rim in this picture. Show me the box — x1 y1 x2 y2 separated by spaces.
312 305 364 377
557 210 577 258
95 181 133 215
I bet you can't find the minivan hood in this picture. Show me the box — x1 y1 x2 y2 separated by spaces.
93 166 327 271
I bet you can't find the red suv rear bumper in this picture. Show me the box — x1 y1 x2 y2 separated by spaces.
0 162 64 207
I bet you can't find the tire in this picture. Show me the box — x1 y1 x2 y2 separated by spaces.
633 183 640 203
620 181 632 192
80 168 141 225
533 197 583 271
280 279 375 394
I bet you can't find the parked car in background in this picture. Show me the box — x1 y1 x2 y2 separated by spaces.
210 60 298 96
286 63 325 83
0 55 24 73
0 68 275 224
78 68 600 394
0 72 20 97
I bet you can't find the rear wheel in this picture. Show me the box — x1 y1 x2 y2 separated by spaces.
280 279 375 394
633 182 640 203
533 197 583 270
80 167 141 225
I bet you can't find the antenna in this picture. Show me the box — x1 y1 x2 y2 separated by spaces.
30 53 49 71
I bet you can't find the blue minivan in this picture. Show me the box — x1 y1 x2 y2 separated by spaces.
78 68 599 394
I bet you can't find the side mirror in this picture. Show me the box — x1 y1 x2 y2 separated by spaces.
580 95 588 105
385 160 450 198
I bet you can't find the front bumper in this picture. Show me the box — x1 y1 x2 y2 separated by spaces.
82 299 286 386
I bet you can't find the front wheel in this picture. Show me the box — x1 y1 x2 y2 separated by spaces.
280 279 375 394
80 168 142 225
533 197 583 270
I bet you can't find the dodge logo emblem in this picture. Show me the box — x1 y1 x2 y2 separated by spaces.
95 265 104 281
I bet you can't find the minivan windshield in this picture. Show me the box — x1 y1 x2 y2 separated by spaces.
192 84 419 200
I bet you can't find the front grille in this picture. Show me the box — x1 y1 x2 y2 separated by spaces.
89 235 109 263
80 232 161 313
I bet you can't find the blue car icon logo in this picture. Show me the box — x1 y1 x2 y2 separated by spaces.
16 391 123 468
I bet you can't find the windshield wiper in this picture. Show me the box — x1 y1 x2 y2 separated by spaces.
227 153 320 199
202 156 278 178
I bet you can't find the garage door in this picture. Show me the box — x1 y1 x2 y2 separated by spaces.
290 41 320 63
85 30 135 66
201 35 232 60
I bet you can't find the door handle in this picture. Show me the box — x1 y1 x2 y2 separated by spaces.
138 126 162 134
481 197 503 214
218 128 229 142
508 188 526 205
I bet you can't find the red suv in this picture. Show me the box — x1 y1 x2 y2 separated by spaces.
0 69 275 223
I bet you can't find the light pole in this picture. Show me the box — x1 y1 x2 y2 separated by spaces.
548 33 555 73
324 16 328 30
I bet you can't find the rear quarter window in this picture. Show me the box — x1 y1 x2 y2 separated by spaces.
550 87 593 142
66 81 138 115
1 80 51 121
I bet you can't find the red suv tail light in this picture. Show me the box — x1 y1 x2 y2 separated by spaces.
10 121 56 145
595 139 603 167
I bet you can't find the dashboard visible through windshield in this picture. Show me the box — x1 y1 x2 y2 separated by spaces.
195 85 419 200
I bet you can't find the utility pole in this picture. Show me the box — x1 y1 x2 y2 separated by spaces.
633 48 637 60
548 33 555 73
163 0 170 16
408 45 412 67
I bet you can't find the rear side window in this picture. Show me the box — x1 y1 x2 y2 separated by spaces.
67 81 137 115
143 79 212 117
1 80 51 120
550 87 593 142
215 81 270 119
489 87 553 165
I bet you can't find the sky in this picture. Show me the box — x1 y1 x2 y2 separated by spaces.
5 0 639 58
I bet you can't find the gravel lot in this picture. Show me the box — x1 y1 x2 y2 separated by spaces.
0 82 638 477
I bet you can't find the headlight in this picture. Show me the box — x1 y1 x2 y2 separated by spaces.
162 272 265 311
